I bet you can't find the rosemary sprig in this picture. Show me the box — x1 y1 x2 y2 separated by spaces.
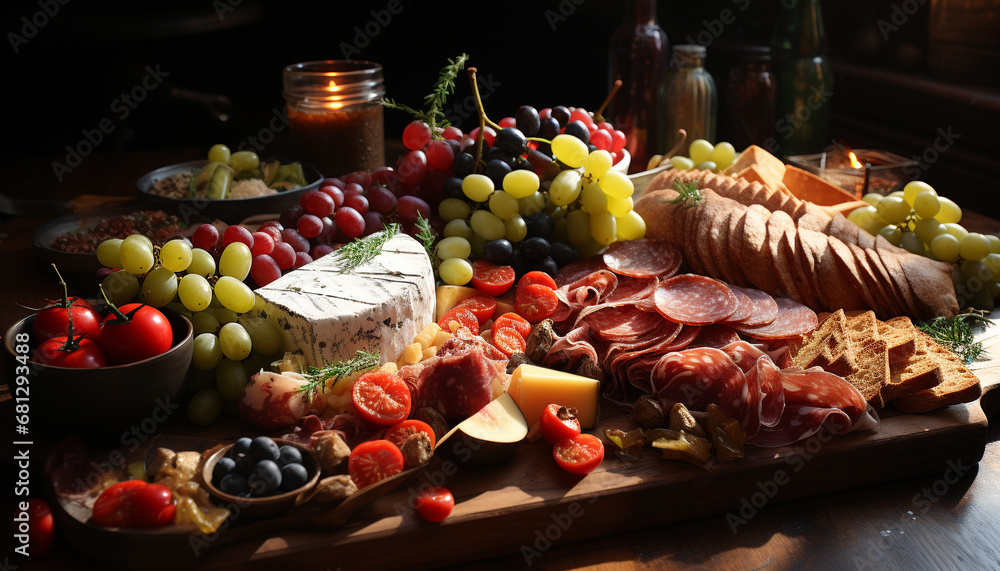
382 53 469 136
298 350 380 399
918 310 992 364
414 213 439 274
335 223 399 273
670 179 703 207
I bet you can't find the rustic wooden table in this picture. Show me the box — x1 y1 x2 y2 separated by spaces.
2 151 999 570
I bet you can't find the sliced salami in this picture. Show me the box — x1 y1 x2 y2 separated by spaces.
722 286 755 323
730 296 818 340
650 347 757 433
554 256 607 287
606 275 658 303
654 274 740 325
730 286 779 327
603 239 682 279
689 324 740 349
584 304 663 342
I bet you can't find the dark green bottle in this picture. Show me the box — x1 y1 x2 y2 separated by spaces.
771 0 834 157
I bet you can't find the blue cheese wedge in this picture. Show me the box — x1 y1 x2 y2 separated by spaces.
254 233 435 367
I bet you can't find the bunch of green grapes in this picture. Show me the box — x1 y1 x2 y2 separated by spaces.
848 181 1000 311
648 138 738 172
95 235 284 425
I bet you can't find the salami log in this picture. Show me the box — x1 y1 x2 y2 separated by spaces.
654 274 740 325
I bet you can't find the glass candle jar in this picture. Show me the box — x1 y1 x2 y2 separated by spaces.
283 60 385 178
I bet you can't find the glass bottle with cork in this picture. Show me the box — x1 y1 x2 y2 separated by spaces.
655 44 717 158
283 60 385 179
771 0 834 157
607 0 669 173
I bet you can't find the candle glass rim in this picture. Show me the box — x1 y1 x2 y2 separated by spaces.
283 60 383 76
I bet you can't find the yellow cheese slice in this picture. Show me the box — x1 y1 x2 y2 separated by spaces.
509 364 600 429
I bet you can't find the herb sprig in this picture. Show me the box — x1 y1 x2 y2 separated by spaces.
335 224 399 273
298 350 380 399
414 213 439 274
918 310 992 364
382 53 469 137
670 179 703 207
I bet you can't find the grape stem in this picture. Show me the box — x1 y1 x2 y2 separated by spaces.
467 67 499 171
593 79 622 123
527 137 552 145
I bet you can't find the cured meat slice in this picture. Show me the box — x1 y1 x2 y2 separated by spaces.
606 275 658 303
555 256 607 287
744 353 785 428
730 286 779 326
603 238 682 279
583 304 663 342
552 270 619 326
749 368 879 447
543 323 600 373
650 347 759 434
723 286 755 323
731 297 818 340
411 345 503 420
654 274 740 325
690 324 740 349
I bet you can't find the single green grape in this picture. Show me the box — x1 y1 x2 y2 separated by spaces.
470 210 505 241
551 134 588 168
903 180 934 206
207 144 231 164
240 316 282 356
878 225 903 246
930 233 960 262
219 242 252 281
548 170 582 206
598 170 633 200
438 198 471 222
517 191 547 216
188 248 216 279
847 205 878 232
502 170 539 199
439 257 473 286
102 270 139 306
214 276 255 314
874 196 911 225
862 193 883 207
219 322 252 361
615 211 646 241
443 219 473 240
671 156 694 170
178 274 212 312
694 160 718 173
436 236 472 260
913 218 945 246
462 174 494 202
606 195 634 217
192 333 224 370
988 234 1000 255
899 231 925 255
936 196 962 224
191 310 220 336
141 267 178 307
960 233 991 262
591 210 617 245
120 235 155 275
942 223 969 241
187 387 224 426
215 358 249 400
688 139 714 165
214 307 239 325
228 150 260 171
710 142 736 170
488 190 520 220
96 239 123 268
504 214 527 242
912 189 940 219
580 179 607 214
583 150 612 178
566 210 591 249
160 239 193 273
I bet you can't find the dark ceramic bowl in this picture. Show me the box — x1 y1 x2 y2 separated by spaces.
3 309 193 444
136 160 323 224
202 439 321 517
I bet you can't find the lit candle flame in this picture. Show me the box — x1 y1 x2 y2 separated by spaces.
848 151 863 169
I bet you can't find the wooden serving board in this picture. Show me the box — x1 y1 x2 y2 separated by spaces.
53 319 1000 571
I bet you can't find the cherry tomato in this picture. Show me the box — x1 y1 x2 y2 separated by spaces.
92 480 148 527
553 434 605 475
99 304 173 365
493 312 531 338
514 283 559 323
352 371 412 426
348 440 405 489
540 404 582 446
456 295 497 325
437 306 479 333
31 336 107 368
128 483 176 528
33 297 101 342
13 498 54 557
414 487 455 522
517 271 557 291
470 260 516 296
385 419 437 449
490 326 526 357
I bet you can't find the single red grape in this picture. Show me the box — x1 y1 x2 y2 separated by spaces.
310 244 335 259
397 195 430 224
597 121 614 131
590 129 612 151
259 220 283 231
322 177 345 189
397 150 427 187
539 107 552 119
317 216 337 244
367 186 397 215
498 116 516 129
343 194 369 216
258 225 282 244
362 211 384 236
250 254 281 286
192 224 219 251
611 129 627 153
281 228 311 253
336 207 366 238
301 189 335 217
250 232 275 256
297 214 324 239
343 171 372 187
279 205 304 227
402 120 432 150
271 242 296 270
370 166 395 187
293 252 313 270
441 126 463 141
223 225 254 249
343 182 364 198
469 126 496 145
425 140 454 171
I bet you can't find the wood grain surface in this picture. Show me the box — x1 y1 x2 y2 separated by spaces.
2 150 1000 570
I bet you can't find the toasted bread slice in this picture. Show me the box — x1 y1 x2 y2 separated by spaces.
793 309 856 376
881 329 944 404
879 316 918 364
846 338 890 408
890 328 981 413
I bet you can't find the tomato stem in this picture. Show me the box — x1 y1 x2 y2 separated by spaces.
51 263 70 309
98 283 131 323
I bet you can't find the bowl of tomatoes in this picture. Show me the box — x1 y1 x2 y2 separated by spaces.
3 303 194 444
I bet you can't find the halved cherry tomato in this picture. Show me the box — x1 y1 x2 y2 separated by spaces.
437 306 479 333
491 326 526 357
91 480 148 527
352 371 412 426
32 336 107 368
128 483 176 528
553 433 604 475
518 271 557 291
514 283 559 323
385 419 437 449
540 404 582 446
493 312 531 338
456 295 497 325
349 440 405 489
414 487 455 522
470 260 516 296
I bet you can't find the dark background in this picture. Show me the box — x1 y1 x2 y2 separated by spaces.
1 0 997 210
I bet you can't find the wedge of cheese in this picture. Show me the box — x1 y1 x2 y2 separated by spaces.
508 364 600 429
255 233 435 367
